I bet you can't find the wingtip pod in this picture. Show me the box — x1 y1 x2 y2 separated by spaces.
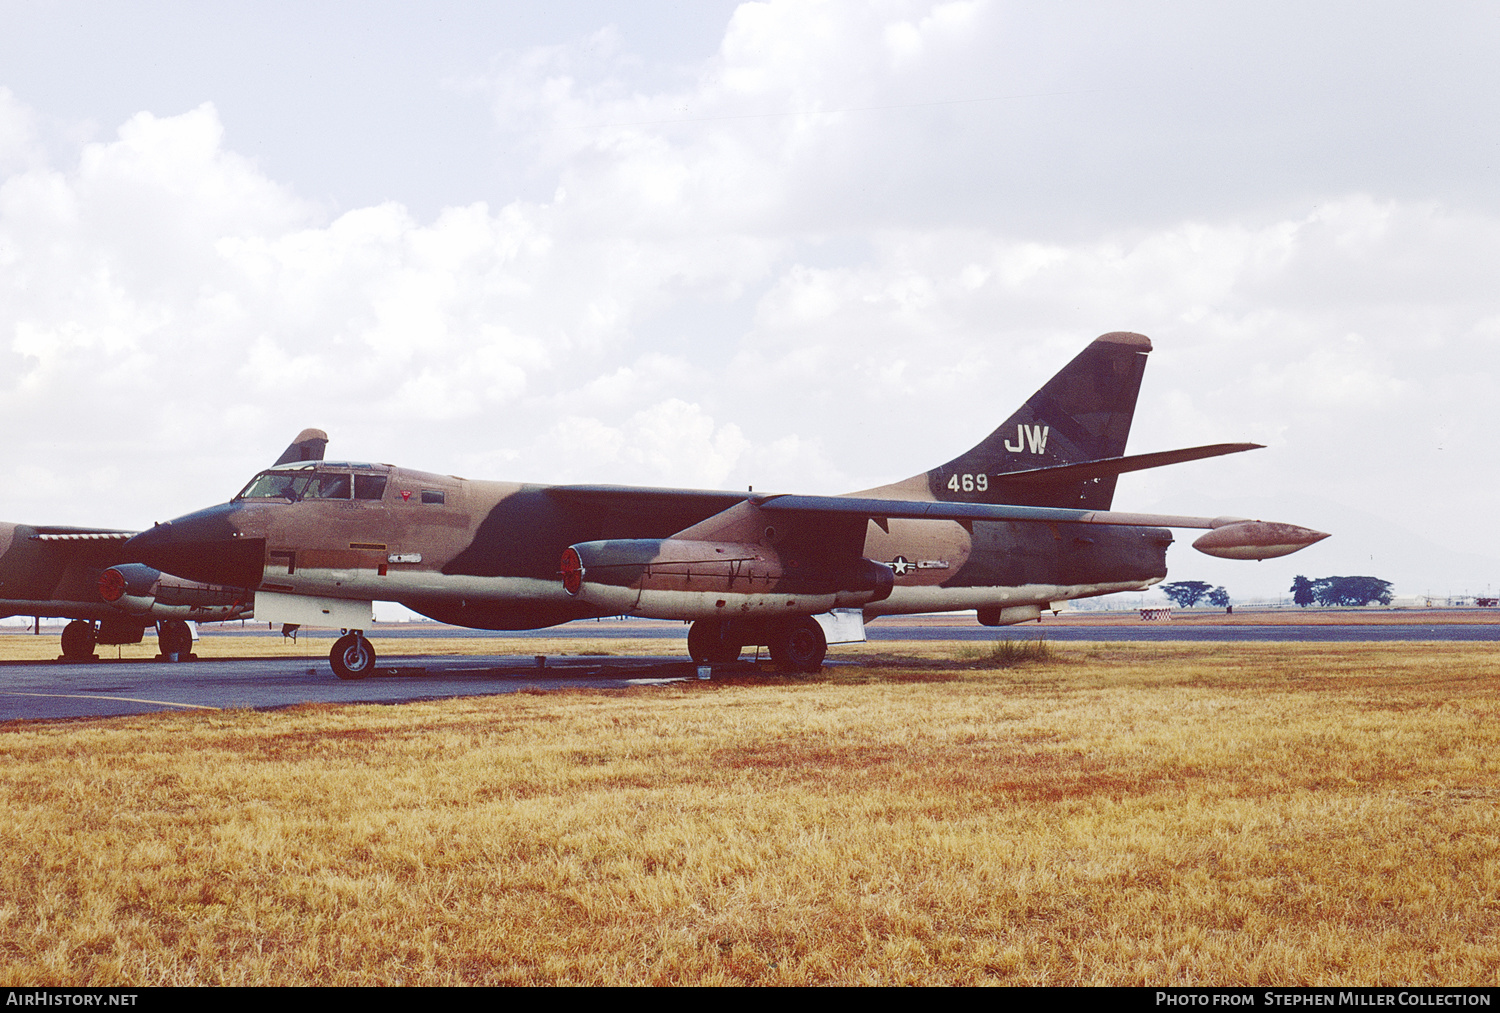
1192 520 1330 561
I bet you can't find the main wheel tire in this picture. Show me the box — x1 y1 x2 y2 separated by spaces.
768 617 826 673
330 633 376 680
709 641 743 663
61 620 96 660
688 620 743 664
157 619 193 659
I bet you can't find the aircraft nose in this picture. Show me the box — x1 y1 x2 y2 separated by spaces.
123 504 266 589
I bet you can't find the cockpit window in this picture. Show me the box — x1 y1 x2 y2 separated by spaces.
236 469 314 501
236 465 382 502
303 474 352 500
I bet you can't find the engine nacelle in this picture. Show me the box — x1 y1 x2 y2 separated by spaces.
99 564 250 620
561 538 893 620
98 563 163 615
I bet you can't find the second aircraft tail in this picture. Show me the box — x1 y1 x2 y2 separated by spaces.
273 429 330 466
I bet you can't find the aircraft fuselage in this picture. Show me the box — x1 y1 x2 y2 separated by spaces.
125 461 1171 631
117 334 1327 677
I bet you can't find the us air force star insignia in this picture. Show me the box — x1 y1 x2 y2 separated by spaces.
888 556 915 576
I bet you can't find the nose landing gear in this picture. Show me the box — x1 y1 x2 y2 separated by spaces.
330 631 377 680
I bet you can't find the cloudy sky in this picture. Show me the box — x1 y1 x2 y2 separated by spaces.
3 1 1498 601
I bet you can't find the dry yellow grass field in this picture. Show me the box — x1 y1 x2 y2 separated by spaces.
0 639 1496 985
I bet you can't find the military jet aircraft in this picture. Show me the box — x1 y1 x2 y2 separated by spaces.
0 429 329 659
123 333 1328 679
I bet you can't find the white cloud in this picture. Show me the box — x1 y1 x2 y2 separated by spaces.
2 2 1499 599
0 87 44 176
542 400 750 488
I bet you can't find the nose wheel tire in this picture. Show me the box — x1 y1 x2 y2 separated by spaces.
768 617 827 674
330 633 376 680
61 620 97 660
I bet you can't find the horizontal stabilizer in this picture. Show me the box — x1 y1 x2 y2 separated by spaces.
989 443 1263 486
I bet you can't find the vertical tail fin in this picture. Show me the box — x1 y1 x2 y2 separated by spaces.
867 333 1152 509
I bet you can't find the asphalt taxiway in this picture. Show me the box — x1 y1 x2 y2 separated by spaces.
3 612 1496 723
0 653 707 723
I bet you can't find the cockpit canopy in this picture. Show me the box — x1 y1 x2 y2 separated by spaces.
235 462 389 502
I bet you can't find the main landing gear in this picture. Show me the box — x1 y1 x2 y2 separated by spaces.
61 620 96 661
59 620 192 661
767 616 827 674
330 631 377 680
687 616 828 674
687 619 744 664
156 619 193 659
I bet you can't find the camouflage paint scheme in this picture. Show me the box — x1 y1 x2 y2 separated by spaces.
123 334 1328 676
0 430 330 658
0 522 249 657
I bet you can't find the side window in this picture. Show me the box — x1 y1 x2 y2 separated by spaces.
421 490 446 505
354 474 388 501
305 474 352 500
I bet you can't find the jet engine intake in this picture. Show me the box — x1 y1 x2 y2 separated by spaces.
98 563 164 615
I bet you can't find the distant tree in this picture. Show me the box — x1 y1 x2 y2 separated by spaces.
1207 586 1230 608
1291 575 1316 608
1312 576 1394 607
1160 581 1213 608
